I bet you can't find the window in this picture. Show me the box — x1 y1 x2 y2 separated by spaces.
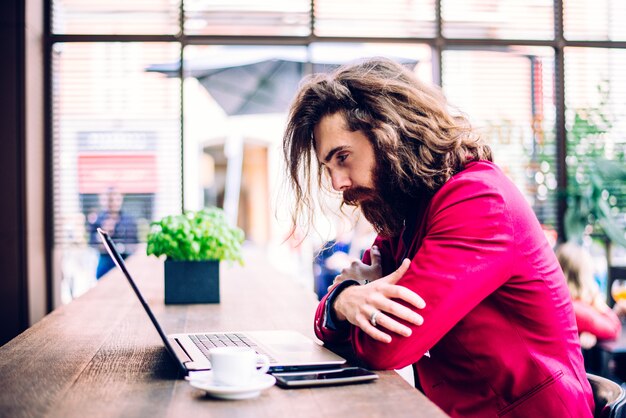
48 0 626 305
443 47 557 227
51 41 181 303
564 48 626 247
183 0 310 36
314 0 436 38
564 0 626 41
442 0 554 40
52 0 179 35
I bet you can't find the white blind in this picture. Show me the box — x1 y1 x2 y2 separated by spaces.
564 0 626 41
442 48 558 229
314 0 436 38
309 43 433 83
564 47 626 244
52 0 180 35
47 0 626 299
183 0 311 36
442 0 554 40
52 42 182 248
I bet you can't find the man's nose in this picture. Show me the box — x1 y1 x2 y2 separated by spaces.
331 171 351 191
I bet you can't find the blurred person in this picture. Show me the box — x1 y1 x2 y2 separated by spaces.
313 214 377 300
557 241 621 350
312 220 353 300
282 58 593 417
313 238 351 300
89 187 138 279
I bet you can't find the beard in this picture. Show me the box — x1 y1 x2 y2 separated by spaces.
342 164 411 238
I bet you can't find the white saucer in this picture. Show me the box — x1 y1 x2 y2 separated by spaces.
187 373 276 400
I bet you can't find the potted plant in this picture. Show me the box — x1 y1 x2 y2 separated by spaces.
563 90 626 303
564 95 626 249
146 207 244 304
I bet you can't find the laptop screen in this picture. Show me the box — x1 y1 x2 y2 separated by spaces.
97 228 178 358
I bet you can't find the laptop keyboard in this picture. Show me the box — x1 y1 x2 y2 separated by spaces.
189 333 277 363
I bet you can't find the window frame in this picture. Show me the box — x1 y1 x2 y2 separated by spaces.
44 0 626 286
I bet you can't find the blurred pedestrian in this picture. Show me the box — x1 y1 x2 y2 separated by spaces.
557 241 621 349
89 187 138 279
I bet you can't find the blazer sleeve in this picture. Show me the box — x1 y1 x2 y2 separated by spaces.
572 300 621 341
349 176 517 370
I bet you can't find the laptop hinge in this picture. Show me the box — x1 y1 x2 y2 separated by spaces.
171 337 211 371
170 337 192 363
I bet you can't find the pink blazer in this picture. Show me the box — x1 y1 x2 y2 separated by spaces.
315 161 593 417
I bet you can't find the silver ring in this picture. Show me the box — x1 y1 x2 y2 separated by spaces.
370 310 380 327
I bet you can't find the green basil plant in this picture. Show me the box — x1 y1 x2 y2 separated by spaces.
146 207 245 264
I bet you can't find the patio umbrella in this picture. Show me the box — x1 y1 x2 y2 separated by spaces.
146 45 418 116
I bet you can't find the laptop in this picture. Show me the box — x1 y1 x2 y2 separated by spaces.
97 228 346 375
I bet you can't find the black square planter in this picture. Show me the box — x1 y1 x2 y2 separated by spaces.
164 260 220 304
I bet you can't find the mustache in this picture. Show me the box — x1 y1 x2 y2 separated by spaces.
342 186 377 206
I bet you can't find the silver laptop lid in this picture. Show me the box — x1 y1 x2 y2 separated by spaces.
97 228 188 371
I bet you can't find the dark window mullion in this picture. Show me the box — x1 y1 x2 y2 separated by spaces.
433 0 442 86
554 0 567 242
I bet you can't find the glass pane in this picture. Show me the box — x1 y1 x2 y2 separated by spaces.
564 0 626 41
176 45 431 288
309 43 433 84
442 48 558 231
442 0 554 40
564 48 626 253
314 0 436 38
179 45 312 284
179 45 309 248
184 0 311 36
52 42 182 304
52 0 180 35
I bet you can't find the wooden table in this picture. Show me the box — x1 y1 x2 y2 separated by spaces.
0 250 448 418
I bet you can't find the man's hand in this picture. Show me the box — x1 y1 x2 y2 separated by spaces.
332 258 425 343
328 245 383 291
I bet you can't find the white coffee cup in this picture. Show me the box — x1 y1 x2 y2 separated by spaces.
209 346 270 387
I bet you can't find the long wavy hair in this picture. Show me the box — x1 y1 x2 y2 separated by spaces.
283 57 492 238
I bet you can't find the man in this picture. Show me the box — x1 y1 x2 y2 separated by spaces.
89 187 138 279
282 58 593 417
